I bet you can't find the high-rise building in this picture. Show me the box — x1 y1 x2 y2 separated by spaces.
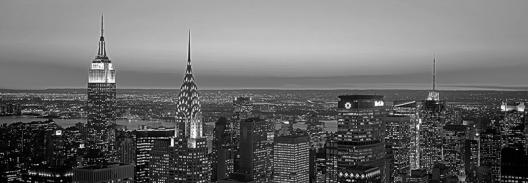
86 15 117 164
212 117 236 181
479 129 501 182
273 135 310 183
233 97 253 139
327 95 388 183
236 117 274 183
149 31 210 183
442 124 467 177
383 114 411 182
232 97 253 173
116 130 135 165
392 101 419 172
499 102 526 151
133 128 174 183
418 57 446 173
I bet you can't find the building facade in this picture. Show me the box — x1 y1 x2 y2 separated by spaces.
273 135 310 183
86 15 117 164
327 95 388 183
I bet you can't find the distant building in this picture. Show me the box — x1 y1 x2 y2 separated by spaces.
0 103 21 116
72 164 134 183
326 95 389 183
273 135 310 183
85 15 117 164
237 117 274 183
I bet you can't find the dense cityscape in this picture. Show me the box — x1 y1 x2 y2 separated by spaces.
2 2 528 183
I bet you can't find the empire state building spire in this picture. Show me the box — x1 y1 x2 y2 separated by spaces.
176 30 203 140
97 14 107 58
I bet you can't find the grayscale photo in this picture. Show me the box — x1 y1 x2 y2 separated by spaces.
0 0 527 182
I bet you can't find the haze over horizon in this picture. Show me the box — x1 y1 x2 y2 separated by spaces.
1 0 527 90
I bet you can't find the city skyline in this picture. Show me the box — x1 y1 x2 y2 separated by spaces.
0 1 527 89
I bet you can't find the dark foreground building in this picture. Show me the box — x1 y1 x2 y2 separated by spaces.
72 164 134 183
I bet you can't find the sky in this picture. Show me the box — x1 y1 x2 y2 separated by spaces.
0 0 527 90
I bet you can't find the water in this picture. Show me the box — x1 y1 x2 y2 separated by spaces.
0 116 338 132
0 116 175 130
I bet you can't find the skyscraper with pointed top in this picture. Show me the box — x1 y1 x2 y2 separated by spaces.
175 30 203 140
150 31 210 183
418 56 446 173
86 14 117 165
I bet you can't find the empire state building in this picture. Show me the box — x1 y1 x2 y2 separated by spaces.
86 15 117 164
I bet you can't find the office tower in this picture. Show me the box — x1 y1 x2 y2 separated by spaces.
149 32 210 183
326 95 388 183
233 97 253 139
479 129 501 182
383 114 411 182
86 15 117 164
499 102 526 151
273 135 310 183
418 57 446 173
149 139 172 183
500 147 528 182
442 125 467 177
116 130 135 165
236 117 274 183
305 111 326 183
212 117 236 181
392 100 420 174
232 97 253 173
72 164 134 183
134 128 174 183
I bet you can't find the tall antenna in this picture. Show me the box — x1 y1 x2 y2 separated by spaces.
433 55 436 91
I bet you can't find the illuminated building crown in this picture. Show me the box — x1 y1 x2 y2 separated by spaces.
176 31 202 139
88 14 115 84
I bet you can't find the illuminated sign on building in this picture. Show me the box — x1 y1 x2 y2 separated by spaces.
345 102 352 109
374 100 384 107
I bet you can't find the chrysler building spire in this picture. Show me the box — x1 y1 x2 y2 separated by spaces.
176 30 202 140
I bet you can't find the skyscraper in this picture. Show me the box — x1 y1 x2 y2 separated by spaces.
383 111 412 182
212 117 236 181
479 129 501 182
149 31 210 182
499 102 526 151
273 135 310 183
327 95 389 183
418 57 446 173
86 15 117 164
236 117 274 183
134 128 174 183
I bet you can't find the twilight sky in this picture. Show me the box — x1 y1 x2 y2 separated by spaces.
0 0 527 89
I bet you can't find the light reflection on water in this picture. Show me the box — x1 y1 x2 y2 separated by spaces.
0 116 338 132
0 116 175 130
